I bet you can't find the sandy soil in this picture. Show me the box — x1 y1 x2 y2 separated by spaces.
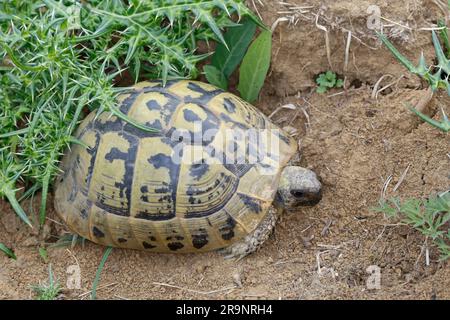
0 1 449 300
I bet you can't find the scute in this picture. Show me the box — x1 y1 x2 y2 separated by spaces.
54 80 297 253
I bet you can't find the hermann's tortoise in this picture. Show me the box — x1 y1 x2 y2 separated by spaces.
54 80 322 259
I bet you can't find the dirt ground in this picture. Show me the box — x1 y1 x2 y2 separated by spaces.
0 1 449 300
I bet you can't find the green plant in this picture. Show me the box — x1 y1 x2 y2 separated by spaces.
378 30 450 133
0 242 16 259
91 246 113 300
237 30 272 103
32 264 62 300
316 71 343 93
0 1 261 227
204 18 272 103
373 192 450 261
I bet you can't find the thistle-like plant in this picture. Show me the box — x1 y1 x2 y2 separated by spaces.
378 30 450 132
373 192 450 261
0 0 263 227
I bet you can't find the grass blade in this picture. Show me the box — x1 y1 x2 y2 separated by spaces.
91 246 113 300
238 30 272 103
4 189 32 228
0 243 16 259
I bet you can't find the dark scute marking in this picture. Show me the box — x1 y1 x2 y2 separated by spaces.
220 213 236 241
183 109 202 122
184 82 224 106
184 173 239 219
95 132 138 217
122 122 163 138
166 235 184 241
141 186 148 193
149 236 157 241
189 162 209 181
93 227 105 238
118 238 127 243
238 193 263 213
135 211 172 221
220 113 250 130
146 147 181 220
223 163 254 178
149 153 173 169
105 147 128 163
223 98 237 113
167 242 184 251
92 116 123 134
155 187 170 193
143 241 156 249
84 131 101 187
192 229 209 249
146 99 161 110
119 91 140 114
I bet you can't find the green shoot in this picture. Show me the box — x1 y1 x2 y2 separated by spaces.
0 243 16 259
32 264 62 300
39 247 49 263
373 192 450 261
91 246 113 300
316 71 344 93
379 30 450 132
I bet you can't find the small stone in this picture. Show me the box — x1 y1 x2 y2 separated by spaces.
232 272 243 288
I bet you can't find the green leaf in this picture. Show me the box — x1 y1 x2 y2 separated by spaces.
0 243 16 260
4 190 32 228
211 18 257 78
238 30 272 103
204 65 228 90
316 86 328 94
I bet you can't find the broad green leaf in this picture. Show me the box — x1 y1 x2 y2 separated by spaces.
0 243 16 260
211 18 257 78
204 65 228 90
238 30 272 103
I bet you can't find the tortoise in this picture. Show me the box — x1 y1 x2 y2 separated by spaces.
54 80 322 259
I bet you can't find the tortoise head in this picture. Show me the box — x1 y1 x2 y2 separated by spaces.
275 166 322 209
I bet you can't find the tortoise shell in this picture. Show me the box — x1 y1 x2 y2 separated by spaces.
54 80 297 253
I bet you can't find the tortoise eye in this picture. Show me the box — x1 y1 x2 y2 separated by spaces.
290 190 305 198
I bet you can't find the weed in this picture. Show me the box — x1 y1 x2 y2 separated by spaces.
32 264 62 300
316 71 343 93
91 246 113 300
378 29 450 132
0 242 16 259
373 192 450 261
203 16 273 102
